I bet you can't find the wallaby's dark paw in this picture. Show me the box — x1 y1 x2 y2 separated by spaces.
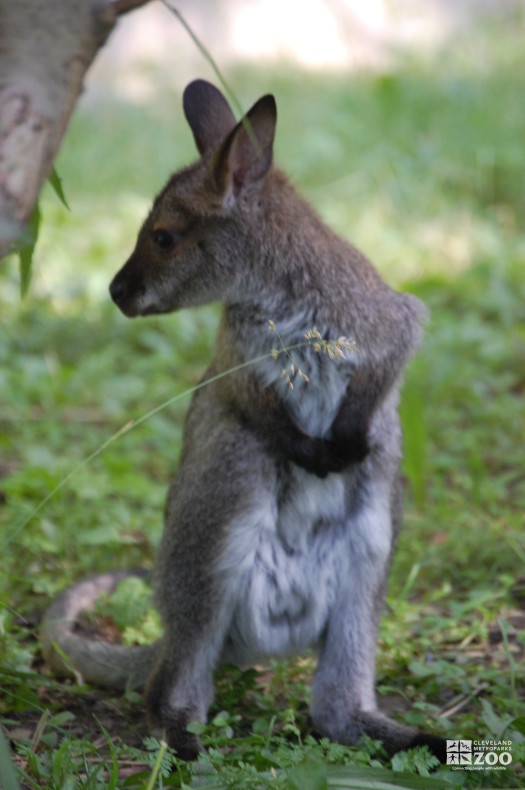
329 429 370 467
408 733 447 764
146 666 203 760
164 716 202 761
148 703 202 761
304 430 370 477
289 421 370 478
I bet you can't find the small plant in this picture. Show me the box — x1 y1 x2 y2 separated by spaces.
269 320 357 389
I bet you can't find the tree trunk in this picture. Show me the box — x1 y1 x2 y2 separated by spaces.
0 0 152 258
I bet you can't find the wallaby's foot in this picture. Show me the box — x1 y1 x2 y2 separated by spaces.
313 707 446 763
408 732 447 764
147 699 203 760
156 710 202 761
148 713 201 760
146 665 205 761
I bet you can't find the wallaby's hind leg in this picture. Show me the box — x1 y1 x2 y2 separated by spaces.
311 472 446 761
311 478 391 746
145 643 217 760
144 471 235 756
145 406 277 758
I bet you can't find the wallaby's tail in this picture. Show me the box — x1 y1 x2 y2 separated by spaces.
41 569 158 692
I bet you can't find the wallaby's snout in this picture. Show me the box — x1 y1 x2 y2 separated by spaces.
109 254 148 317
109 271 127 309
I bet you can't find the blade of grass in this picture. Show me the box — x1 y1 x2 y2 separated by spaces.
162 3 263 156
0 726 22 790
162 2 242 117
96 718 119 790
145 739 168 790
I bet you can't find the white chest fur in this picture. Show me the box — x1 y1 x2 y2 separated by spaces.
221 470 347 664
253 314 356 438
219 464 392 667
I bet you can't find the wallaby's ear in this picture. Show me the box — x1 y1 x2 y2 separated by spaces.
213 94 277 202
183 79 237 156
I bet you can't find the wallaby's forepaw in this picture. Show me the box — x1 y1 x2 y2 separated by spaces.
325 429 370 469
295 430 370 478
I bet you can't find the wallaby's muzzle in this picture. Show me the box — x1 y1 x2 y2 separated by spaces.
109 255 147 317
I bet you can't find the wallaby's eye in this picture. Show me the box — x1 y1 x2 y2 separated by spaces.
153 229 177 251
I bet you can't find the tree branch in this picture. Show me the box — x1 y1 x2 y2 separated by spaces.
112 0 154 16
0 0 154 259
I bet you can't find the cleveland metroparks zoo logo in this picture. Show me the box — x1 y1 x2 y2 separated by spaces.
446 739 513 771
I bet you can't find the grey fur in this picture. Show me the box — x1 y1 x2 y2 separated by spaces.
41 569 155 689
42 80 444 762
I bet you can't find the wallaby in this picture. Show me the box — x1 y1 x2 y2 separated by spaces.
42 80 445 762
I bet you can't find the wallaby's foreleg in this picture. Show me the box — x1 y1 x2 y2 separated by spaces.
231 366 399 478
239 386 368 477
313 360 409 475
219 369 371 478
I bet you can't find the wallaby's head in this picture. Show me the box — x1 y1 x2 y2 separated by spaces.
110 80 277 317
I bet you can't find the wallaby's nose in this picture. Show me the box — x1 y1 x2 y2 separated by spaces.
109 276 127 306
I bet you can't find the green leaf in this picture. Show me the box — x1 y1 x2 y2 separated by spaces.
18 203 41 299
12 168 67 298
391 747 440 777
287 761 328 790
98 575 153 629
480 697 513 737
510 715 525 735
325 765 451 788
0 726 21 790
48 167 70 210
211 711 230 727
145 738 170 790
77 524 124 546
49 711 76 727
186 720 206 735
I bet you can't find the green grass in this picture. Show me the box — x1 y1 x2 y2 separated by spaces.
1 11 525 788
